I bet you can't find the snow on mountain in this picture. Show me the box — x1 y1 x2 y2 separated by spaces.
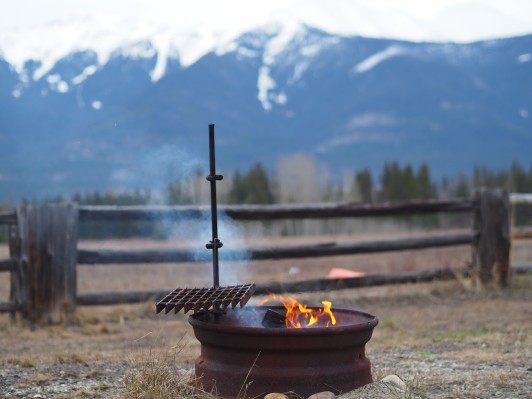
1 15 348 110
256 19 304 111
0 15 246 84
2 4 531 115
71 65 98 85
1 1 530 91
263 0 434 42
429 2 532 42
353 46 411 74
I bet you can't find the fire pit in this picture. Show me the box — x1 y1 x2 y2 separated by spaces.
156 124 378 398
190 306 378 398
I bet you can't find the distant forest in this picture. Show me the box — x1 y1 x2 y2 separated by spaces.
2 157 531 240
69 158 532 207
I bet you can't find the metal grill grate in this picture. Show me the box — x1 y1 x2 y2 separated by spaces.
156 283 256 314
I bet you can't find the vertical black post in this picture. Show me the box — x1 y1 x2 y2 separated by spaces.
206 123 223 288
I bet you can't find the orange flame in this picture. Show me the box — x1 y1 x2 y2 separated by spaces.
260 294 337 328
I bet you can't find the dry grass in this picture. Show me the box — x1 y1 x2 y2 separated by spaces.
22 372 52 385
0 275 529 397
120 343 216 399
120 346 429 399
56 352 89 365
2 356 35 368
343 379 428 399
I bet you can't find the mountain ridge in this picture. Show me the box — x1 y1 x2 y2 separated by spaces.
0 24 531 201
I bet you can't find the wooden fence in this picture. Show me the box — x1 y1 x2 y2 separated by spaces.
0 188 529 325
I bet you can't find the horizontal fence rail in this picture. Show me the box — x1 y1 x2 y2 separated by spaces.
510 193 532 204
254 263 532 295
4 194 530 225
512 227 532 240
75 264 532 306
0 259 15 272
0 210 16 225
77 233 475 264
0 302 15 313
79 198 475 222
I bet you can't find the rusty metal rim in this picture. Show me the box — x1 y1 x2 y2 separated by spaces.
188 306 378 336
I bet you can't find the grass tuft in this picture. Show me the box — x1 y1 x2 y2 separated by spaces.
4 357 36 368
121 346 215 399
372 378 428 399
56 352 89 364
24 373 51 385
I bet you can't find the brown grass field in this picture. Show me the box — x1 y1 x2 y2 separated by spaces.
0 233 531 398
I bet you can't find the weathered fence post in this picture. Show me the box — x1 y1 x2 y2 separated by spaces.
10 203 79 325
8 223 19 320
471 188 511 286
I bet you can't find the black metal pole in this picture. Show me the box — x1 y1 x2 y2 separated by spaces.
206 123 223 288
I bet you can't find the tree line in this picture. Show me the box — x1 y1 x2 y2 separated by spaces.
21 158 532 208
2 157 531 241
74 157 532 225
220 159 531 206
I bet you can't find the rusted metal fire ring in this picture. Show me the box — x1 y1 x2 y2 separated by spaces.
189 306 378 398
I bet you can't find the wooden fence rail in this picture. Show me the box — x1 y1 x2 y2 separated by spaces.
0 210 16 224
510 193 532 204
78 233 474 264
78 198 474 222
76 264 532 306
0 259 15 272
0 188 529 325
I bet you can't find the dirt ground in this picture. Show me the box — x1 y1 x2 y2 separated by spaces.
0 235 531 398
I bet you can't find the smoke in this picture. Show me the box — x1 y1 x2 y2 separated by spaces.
138 142 251 286
166 210 251 286
137 144 204 195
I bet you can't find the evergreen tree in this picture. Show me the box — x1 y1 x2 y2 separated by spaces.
453 174 470 198
403 164 418 199
510 162 532 226
380 162 435 201
380 162 407 201
473 165 510 189
354 169 373 203
228 163 274 204
246 163 275 204
227 171 245 204
417 163 436 199
511 162 532 192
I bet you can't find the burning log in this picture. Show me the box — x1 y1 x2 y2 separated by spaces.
261 308 286 328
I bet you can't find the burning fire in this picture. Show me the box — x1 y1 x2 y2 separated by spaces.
261 294 337 328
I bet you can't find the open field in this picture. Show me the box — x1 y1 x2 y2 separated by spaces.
0 234 531 398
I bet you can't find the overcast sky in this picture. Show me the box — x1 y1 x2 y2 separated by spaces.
1 0 532 42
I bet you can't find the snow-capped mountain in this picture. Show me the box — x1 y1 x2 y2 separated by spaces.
0 16 531 200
